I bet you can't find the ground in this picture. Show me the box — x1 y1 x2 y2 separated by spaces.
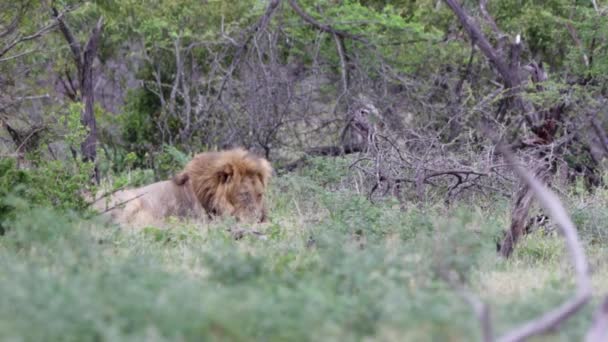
0 157 606 341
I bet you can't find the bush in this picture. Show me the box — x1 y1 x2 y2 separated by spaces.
0 157 94 234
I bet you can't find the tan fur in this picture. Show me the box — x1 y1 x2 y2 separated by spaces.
93 148 272 228
178 148 272 223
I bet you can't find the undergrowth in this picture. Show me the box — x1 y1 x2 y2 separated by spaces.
0 158 606 341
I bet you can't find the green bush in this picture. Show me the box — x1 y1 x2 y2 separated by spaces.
0 158 94 234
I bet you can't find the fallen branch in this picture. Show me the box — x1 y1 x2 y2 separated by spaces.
278 143 364 173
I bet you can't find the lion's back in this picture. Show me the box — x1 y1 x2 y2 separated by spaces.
93 181 203 228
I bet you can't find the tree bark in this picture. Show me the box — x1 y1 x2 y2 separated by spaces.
499 184 535 258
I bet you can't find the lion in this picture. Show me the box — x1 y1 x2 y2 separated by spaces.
93 148 272 228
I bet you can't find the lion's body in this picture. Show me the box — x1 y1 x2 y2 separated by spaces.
93 180 204 228
93 148 272 228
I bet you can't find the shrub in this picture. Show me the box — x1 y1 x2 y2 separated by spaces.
0 157 94 234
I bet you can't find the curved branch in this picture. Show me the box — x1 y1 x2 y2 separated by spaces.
496 144 592 342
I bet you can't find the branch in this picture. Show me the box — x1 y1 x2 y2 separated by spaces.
287 0 367 43
205 0 280 117
96 193 147 215
0 4 24 39
0 19 57 59
443 0 515 88
565 22 590 67
278 143 364 173
52 7 82 70
591 0 600 14
479 0 503 38
496 144 592 342
82 16 103 66
333 33 349 93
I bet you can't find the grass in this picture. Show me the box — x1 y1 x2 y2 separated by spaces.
0 157 607 341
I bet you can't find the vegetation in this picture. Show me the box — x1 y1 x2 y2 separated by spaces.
1 160 607 341
1 0 608 340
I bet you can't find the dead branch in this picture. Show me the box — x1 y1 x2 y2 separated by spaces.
278 143 365 173
52 8 82 70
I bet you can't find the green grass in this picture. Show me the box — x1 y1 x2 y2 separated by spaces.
1 160 607 341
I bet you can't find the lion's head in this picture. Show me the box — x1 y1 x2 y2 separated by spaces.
174 148 272 223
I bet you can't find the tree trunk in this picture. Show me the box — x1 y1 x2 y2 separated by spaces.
53 8 103 182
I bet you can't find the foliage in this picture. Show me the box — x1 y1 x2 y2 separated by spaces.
0 167 604 341
0 157 94 234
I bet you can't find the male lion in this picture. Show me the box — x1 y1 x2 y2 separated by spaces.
93 148 272 228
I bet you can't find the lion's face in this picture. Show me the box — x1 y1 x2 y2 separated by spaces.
225 172 267 223
181 148 272 224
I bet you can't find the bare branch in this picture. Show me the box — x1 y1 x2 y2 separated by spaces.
204 0 281 119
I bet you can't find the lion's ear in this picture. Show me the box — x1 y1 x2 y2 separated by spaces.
173 172 190 186
216 164 234 184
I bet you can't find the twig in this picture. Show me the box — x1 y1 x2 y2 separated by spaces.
96 192 148 215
